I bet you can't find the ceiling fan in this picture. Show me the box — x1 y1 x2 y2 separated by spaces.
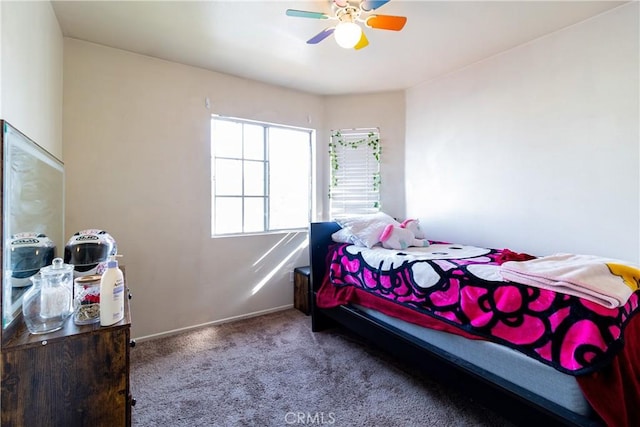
286 0 407 50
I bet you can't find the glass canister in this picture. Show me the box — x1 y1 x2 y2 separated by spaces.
74 275 101 325
22 264 73 335
22 275 62 334
38 257 74 318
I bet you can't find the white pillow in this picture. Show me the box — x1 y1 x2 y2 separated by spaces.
335 212 399 248
331 228 357 244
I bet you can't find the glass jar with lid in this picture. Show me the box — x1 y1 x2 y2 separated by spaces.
22 258 74 334
73 275 101 324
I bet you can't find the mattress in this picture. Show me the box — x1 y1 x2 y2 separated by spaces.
354 303 593 416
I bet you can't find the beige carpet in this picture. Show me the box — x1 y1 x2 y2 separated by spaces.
130 309 514 427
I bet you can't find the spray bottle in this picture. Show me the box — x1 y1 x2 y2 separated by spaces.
100 255 124 326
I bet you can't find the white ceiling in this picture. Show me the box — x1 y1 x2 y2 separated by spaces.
51 0 626 95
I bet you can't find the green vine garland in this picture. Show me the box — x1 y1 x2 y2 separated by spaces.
329 130 381 202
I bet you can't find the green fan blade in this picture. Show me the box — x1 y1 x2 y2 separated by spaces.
286 9 329 19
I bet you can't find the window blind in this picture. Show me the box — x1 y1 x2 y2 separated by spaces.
329 128 381 218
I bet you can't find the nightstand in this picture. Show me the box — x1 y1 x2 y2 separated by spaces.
294 266 311 315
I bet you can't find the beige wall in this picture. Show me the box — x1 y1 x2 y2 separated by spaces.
0 1 63 158
63 39 407 338
406 3 639 263
324 92 406 220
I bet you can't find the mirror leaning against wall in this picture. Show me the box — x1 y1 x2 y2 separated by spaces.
0 120 65 335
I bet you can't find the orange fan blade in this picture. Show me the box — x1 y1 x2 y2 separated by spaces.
365 15 407 31
354 32 369 50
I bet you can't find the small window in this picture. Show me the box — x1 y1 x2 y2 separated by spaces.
211 115 313 236
329 128 381 218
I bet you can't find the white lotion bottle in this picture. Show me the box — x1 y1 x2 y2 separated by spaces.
100 255 125 326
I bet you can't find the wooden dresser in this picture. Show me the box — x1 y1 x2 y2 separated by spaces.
1 296 133 427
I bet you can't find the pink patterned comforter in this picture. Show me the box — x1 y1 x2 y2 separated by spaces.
325 243 640 376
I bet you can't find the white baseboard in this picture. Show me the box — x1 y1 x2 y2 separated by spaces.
133 304 294 342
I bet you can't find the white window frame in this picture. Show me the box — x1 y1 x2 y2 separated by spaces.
329 128 381 218
211 115 313 236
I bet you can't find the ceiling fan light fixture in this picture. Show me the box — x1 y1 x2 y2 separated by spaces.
334 21 362 49
286 0 405 50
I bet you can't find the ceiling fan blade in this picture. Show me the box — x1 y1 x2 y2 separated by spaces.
365 15 407 31
307 27 335 44
286 9 329 19
354 32 369 50
360 0 391 12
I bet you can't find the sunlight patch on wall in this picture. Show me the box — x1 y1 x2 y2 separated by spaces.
251 237 309 296
252 233 292 267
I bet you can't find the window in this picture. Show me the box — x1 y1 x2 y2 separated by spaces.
329 128 381 218
211 115 312 236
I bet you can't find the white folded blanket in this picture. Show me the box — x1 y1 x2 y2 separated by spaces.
499 253 640 309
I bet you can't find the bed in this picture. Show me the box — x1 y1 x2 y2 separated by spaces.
309 221 640 427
